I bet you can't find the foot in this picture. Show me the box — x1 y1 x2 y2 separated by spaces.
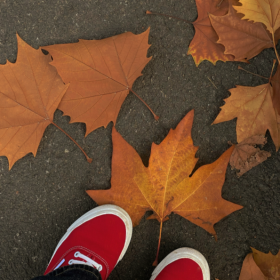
150 248 210 280
44 205 133 280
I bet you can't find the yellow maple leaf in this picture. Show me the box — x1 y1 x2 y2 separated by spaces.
234 0 280 36
87 110 243 265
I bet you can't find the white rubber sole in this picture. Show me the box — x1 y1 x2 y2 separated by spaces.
150 248 210 280
48 205 133 266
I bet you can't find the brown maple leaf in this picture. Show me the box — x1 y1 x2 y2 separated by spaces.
229 135 271 177
239 253 267 280
209 2 273 61
87 110 243 265
252 248 280 280
234 0 280 37
213 82 280 150
43 29 158 137
0 35 92 169
188 0 234 66
234 0 280 63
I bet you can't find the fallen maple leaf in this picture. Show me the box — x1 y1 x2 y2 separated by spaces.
239 248 280 280
209 2 273 61
272 65 280 114
229 135 271 177
0 35 92 169
239 253 267 280
213 82 280 150
43 29 158 137
188 0 234 66
87 110 243 265
252 248 280 280
234 0 280 64
234 0 280 37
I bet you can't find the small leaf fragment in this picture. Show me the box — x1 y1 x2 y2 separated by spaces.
230 135 271 176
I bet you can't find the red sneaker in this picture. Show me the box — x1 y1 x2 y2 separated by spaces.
44 205 133 280
150 248 210 280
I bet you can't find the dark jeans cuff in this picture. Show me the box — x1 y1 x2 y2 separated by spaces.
32 264 102 280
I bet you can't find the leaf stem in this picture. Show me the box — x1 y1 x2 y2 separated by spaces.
269 59 277 82
237 66 269 80
129 88 159 120
153 220 163 266
51 121 92 163
146 10 193 25
272 33 280 65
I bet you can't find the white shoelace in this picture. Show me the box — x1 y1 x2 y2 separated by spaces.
68 251 103 271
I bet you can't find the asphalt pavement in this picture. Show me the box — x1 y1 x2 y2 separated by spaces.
1 1 280 280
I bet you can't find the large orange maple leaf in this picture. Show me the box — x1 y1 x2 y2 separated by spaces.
0 35 69 169
43 29 158 137
87 110 242 264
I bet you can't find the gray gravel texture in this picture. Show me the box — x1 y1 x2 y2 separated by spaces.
1 0 280 280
